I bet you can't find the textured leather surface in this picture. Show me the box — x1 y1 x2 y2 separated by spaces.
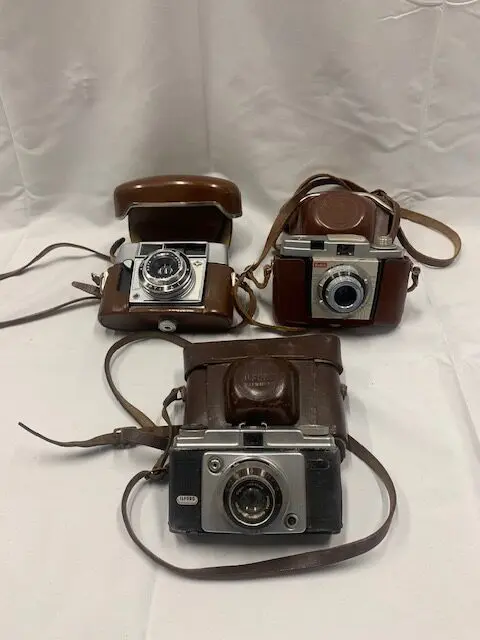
98 262 235 331
17 331 396 580
271 254 413 328
183 333 343 376
114 175 242 245
224 357 300 426
286 191 381 241
182 334 348 454
373 257 412 325
234 173 462 332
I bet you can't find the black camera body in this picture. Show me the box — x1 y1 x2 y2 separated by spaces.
168 426 342 536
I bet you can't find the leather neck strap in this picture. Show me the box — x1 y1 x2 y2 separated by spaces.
0 236 260 332
19 331 397 580
0 241 122 329
234 174 462 330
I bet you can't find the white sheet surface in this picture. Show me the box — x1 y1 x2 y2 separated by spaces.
1 2 480 639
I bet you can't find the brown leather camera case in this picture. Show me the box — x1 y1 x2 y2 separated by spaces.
182 334 348 458
273 191 412 328
98 262 234 332
284 190 389 240
273 255 412 328
98 175 241 332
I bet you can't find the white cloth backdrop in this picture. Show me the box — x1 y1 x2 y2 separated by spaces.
1 1 479 639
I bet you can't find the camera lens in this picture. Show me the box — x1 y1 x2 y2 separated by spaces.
224 465 282 529
231 480 272 523
333 284 357 308
147 254 179 279
139 248 195 300
320 266 367 314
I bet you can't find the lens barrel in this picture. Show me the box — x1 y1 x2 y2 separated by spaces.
139 249 195 300
223 464 282 529
319 265 366 314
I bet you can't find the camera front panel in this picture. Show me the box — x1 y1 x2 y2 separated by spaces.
116 242 221 307
98 240 234 332
310 257 379 321
129 253 207 306
273 234 407 328
168 429 343 536
201 451 307 535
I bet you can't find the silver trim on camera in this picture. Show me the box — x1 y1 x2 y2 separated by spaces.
139 249 195 300
280 234 403 260
201 452 307 535
319 264 367 314
172 428 337 535
114 241 228 306
115 241 228 265
174 427 336 450
280 235 404 321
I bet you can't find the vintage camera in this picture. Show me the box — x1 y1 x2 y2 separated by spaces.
272 191 414 327
98 175 242 332
168 334 347 535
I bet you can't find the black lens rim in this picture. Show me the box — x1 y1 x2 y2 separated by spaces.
333 284 358 308
146 254 181 279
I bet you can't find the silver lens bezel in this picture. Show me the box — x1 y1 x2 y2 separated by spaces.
201 450 307 535
223 463 282 529
319 265 367 314
139 248 195 300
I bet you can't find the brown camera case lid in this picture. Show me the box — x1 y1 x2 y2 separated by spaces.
182 334 347 453
113 175 242 246
183 334 343 378
284 190 390 242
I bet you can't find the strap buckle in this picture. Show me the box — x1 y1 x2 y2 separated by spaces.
407 265 421 293
164 386 185 405
113 427 138 448
145 467 169 482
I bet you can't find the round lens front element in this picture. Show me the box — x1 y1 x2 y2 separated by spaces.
139 249 194 300
230 479 273 525
333 284 358 309
146 254 180 279
224 464 282 529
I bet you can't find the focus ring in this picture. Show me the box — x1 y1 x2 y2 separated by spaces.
139 249 194 300
223 464 282 529
319 265 367 314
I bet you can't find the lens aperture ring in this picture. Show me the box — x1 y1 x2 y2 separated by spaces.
223 464 282 529
319 265 367 314
140 249 195 300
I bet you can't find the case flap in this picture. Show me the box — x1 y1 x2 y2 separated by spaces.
183 334 343 379
285 191 389 242
113 175 242 245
